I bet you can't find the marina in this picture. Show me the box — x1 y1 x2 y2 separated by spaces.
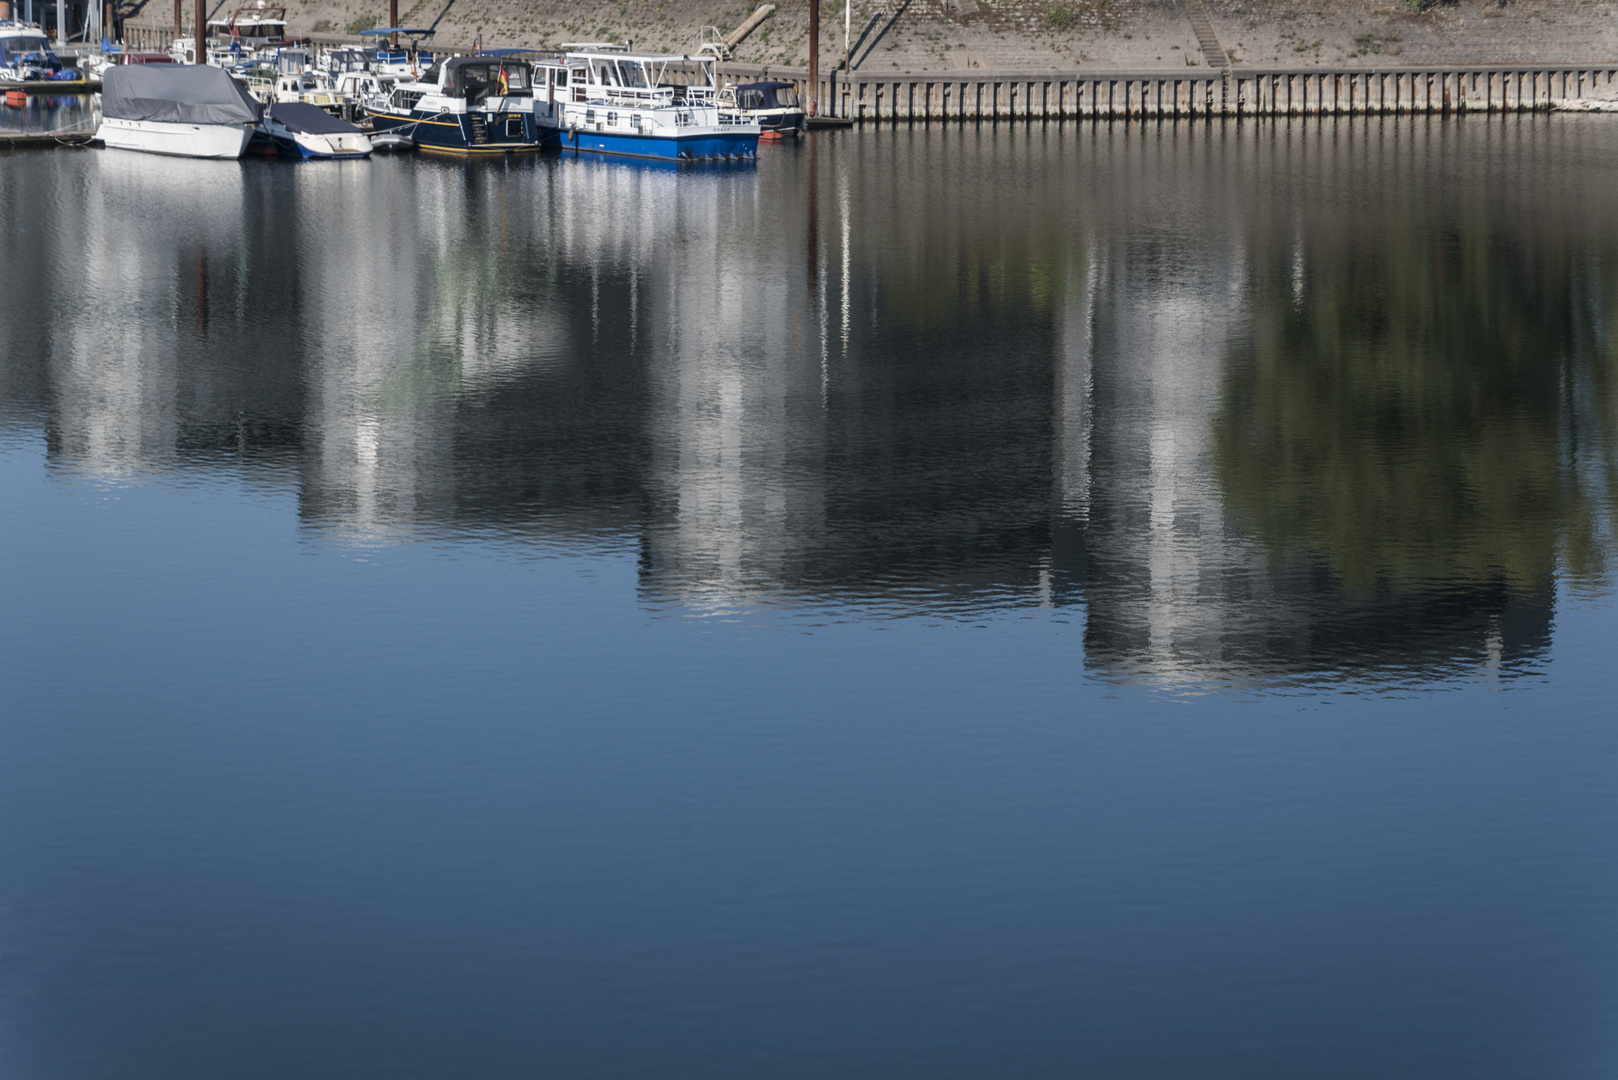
8 2 1618 169
6 0 1618 1070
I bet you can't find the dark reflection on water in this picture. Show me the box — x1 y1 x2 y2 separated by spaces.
0 94 96 134
2 119 1616 691
6 120 1618 1080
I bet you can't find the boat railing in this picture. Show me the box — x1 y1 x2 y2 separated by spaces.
575 83 676 108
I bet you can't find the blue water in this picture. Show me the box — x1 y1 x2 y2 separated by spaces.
2 118 1617 1078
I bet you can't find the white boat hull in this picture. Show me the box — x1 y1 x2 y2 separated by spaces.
95 117 253 159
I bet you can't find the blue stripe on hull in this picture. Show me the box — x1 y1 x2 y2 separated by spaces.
561 128 758 161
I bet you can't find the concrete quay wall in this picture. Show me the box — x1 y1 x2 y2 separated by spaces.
728 63 1618 121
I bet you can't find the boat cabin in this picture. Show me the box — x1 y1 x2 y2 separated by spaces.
552 51 718 108
358 27 435 77
0 22 64 79
728 81 798 112
427 55 533 104
273 46 310 74
275 69 342 111
206 5 289 49
720 79 804 136
324 47 372 75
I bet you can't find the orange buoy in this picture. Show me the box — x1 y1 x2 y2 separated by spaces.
3 90 28 107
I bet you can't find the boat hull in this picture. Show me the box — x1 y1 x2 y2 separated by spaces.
269 129 372 159
95 117 252 158
559 126 757 161
365 107 554 154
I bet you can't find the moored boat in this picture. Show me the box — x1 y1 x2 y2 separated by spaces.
0 18 76 83
719 80 804 139
535 50 759 162
362 54 551 154
96 63 261 158
256 100 371 158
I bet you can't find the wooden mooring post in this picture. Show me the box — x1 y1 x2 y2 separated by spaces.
717 62 1618 121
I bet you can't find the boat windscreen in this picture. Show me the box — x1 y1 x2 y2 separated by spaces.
0 36 52 60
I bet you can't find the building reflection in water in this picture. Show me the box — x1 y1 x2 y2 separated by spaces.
6 121 1617 686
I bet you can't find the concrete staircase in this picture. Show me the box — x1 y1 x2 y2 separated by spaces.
1181 0 1228 69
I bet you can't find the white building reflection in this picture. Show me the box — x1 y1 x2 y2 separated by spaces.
34 153 247 475
8 127 1590 683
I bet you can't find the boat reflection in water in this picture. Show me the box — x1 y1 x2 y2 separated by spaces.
6 122 1616 690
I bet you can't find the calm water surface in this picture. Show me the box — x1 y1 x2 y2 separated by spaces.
2 118 1617 1078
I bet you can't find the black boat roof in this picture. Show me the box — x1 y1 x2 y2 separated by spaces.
268 101 361 134
443 54 531 69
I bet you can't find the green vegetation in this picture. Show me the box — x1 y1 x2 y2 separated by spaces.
1349 31 1399 56
1046 4 1075 30
1212 217 1618 595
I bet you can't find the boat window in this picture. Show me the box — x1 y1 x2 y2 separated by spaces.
738 89 765 110
0 36 53 60
457 62 496 91
616 61 647 88
498 65 529 91
774 86 798 107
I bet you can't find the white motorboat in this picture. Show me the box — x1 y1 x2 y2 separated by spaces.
97 64 262 158
533 50 759 161
274 69 345 114
719 80 805 139
0 18 76 83
255 101 371 158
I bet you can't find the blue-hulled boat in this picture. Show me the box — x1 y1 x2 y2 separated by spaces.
362 54 554 155
256 101 372 159
533 50 759 162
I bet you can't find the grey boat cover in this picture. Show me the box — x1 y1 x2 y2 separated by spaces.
267 101 360 135
101 64 263 125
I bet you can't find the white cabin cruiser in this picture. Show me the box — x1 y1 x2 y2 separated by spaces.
206 6 290 52
0 19 74 83
534 50 758 161
274 70 344 113
719 80 804 139
97 63 262 158
334 70 396 120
